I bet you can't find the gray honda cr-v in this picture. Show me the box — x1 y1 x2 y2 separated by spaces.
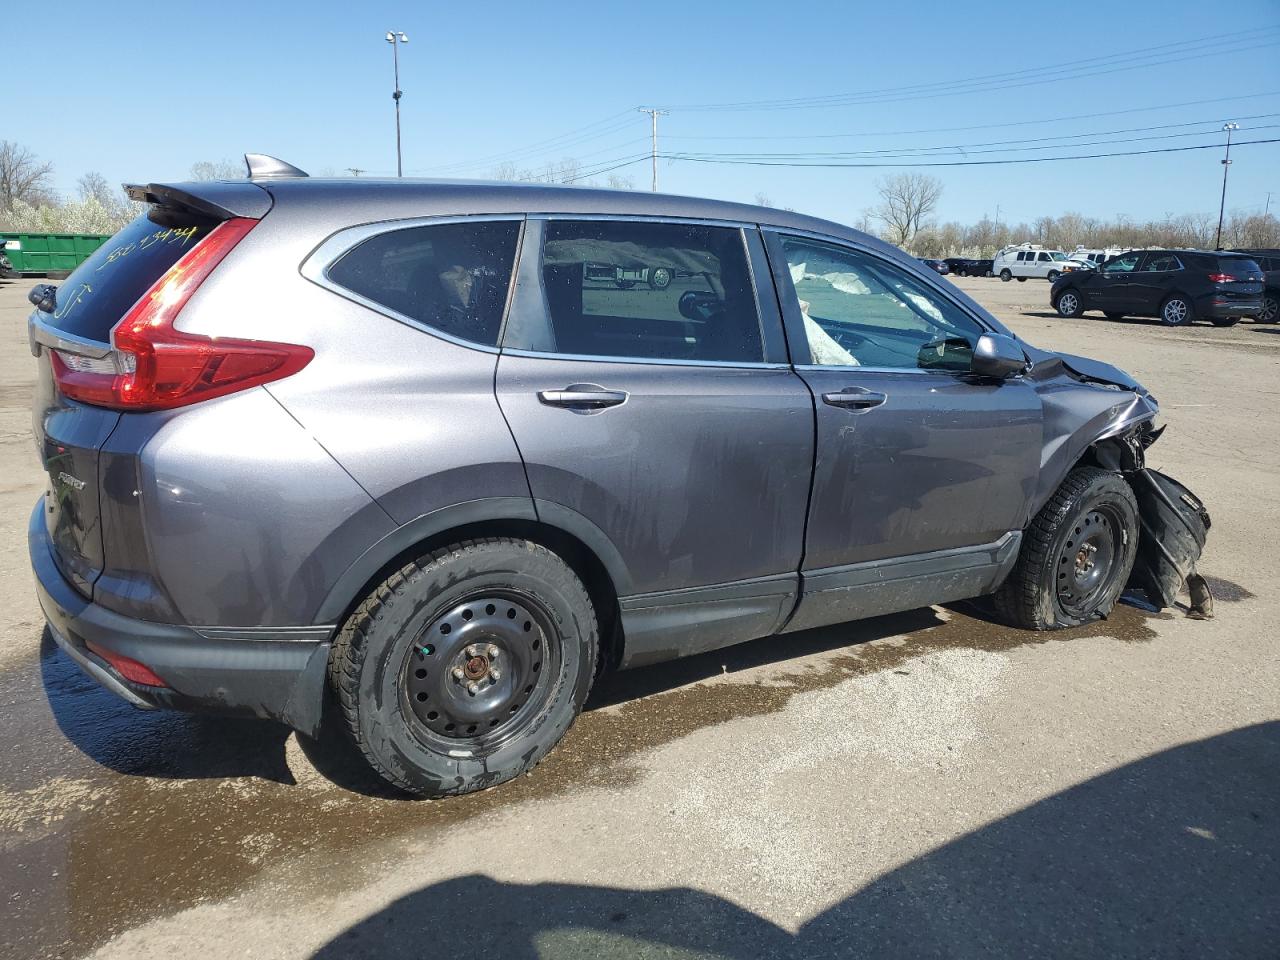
27 155 1209 797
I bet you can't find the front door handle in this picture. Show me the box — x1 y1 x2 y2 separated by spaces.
538 384 628 410
822 387 887 411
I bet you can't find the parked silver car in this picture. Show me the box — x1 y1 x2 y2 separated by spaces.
27 155 1208 797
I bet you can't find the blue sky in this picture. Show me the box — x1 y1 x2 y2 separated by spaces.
8 0 1280 228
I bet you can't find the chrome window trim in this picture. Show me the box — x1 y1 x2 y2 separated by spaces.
28 313 114 359
502 347 790 371
299 214 526 355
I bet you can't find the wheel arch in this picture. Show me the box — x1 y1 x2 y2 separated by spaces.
314 498 629 673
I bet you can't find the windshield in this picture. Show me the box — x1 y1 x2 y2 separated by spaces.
1050 252 1068 261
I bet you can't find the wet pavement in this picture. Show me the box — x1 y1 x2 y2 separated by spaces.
1 276 1277 958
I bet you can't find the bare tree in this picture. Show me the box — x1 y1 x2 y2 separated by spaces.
0 141 55 209
189 159 245 180
76 171 116 207
754 192 774 208
490 160 519 181
871 174 943 248
605 173 636 191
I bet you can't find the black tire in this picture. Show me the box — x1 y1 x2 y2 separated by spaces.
1105 312 1125 321
992 467 1139 631
1159 294 1193 326
1210 317 1239 328
1047 269 1061 281
1000 269 1012 282
1260 293 1279 323
1016 276 1027 282
649 267 672 290
328 538 598 797
1055 289 1084 318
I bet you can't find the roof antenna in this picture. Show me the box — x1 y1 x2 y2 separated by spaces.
244 154 309 179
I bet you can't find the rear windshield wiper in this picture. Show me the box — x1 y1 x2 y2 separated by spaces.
28 283 57 314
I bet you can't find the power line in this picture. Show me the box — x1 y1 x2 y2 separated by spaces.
660 136 1280 169
668 120 1280 162
562 154 652 183
659 29 1280 112
661 92 1280 142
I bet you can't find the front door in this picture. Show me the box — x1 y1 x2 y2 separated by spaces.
496 218 814 663
764 232 1043 633
1086 251 1144 311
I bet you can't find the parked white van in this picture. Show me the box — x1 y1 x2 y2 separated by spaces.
993 244 1071 281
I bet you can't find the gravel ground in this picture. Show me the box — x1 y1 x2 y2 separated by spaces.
0 272 1276 960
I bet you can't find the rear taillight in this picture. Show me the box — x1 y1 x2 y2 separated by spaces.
1207 273 1235 283
85 641 168 687
52 217 314 412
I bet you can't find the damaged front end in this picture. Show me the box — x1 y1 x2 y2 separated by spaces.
1027 347 1213 617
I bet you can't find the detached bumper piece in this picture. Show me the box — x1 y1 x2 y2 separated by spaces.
1126 469 1213 618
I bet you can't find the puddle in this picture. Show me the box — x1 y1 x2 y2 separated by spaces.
0 588 1231 959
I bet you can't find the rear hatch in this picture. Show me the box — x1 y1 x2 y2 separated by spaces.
30 214 218 596
1211 256 1264 303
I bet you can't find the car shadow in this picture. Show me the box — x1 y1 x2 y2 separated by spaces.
37 608 949 794
310 722 1280 959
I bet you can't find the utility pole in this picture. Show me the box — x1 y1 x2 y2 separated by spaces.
637 107 668 192
386 31 409 177
1266 191 1272 217
1215 121 1239 250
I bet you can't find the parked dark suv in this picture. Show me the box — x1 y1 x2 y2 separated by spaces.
28 156 1206 797
1230 248 1279 323
1050 249 1264 326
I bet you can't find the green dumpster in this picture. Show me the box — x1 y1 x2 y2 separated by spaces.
0 232 112 278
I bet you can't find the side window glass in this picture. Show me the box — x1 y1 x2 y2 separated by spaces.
327 220 520 347
1103 253 1142 274
1143 254 1180 272
538 220 762 363
1038 252 1051 262
778 236 983 371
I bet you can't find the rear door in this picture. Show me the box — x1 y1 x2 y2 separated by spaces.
29 214 216 596
495 218 813 662
1128 252 1183 312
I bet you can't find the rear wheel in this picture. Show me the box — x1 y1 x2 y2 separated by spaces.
1260 293 1278 323
1160 295 1192 326
1055 290 1083 318
992 467 1139 630
649 267 672 290
328 538 598 797
1000 269 1012 282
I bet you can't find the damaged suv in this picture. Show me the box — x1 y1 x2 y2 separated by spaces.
27 156 1209 797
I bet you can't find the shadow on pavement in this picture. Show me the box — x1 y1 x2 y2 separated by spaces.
312 722 1279 960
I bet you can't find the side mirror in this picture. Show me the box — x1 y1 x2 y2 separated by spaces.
970 333 1027 380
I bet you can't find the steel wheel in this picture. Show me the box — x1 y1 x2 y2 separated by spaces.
649 267 672 289
1161 296 1190 326
401 592 559 749
1055 508 1119 620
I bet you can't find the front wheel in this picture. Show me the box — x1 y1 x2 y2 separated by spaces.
328 538 598 797
992 467 1139 630
1160 295 1192 326
1000 269 1012 282
1047 269 1061 281
1055 290 1084 318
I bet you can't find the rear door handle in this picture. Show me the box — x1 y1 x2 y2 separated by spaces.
537 384 628 410
822 388 887 411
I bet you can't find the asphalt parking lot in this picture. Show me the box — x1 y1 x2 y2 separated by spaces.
1 273 1277 959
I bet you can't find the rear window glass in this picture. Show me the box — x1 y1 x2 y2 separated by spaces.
1216 257 1262 279
327 220 520 347
533 220 762 363
46 214 213 342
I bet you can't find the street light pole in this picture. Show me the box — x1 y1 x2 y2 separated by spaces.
386 31 409 177
1215 122 1239 250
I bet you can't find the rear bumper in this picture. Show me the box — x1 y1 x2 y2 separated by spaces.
29 502 330 737
1197 297 1262 319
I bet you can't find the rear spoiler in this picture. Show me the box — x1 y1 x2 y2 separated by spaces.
123 180 273 221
